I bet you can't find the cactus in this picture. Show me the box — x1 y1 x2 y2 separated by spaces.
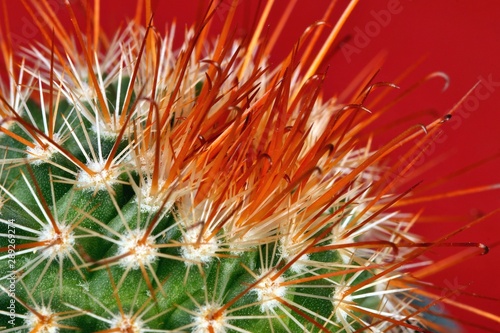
0 1 498 332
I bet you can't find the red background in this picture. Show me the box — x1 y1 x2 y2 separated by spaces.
2 1 499 331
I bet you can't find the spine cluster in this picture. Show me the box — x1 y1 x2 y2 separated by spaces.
0 1 496 332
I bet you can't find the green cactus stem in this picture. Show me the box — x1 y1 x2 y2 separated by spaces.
0 1 498 332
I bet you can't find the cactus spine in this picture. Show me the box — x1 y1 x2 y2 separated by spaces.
0 1 497 332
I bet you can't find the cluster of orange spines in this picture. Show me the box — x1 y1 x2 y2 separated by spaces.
0 1 499 332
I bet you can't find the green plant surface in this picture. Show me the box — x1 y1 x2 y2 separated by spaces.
0 1 498 333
